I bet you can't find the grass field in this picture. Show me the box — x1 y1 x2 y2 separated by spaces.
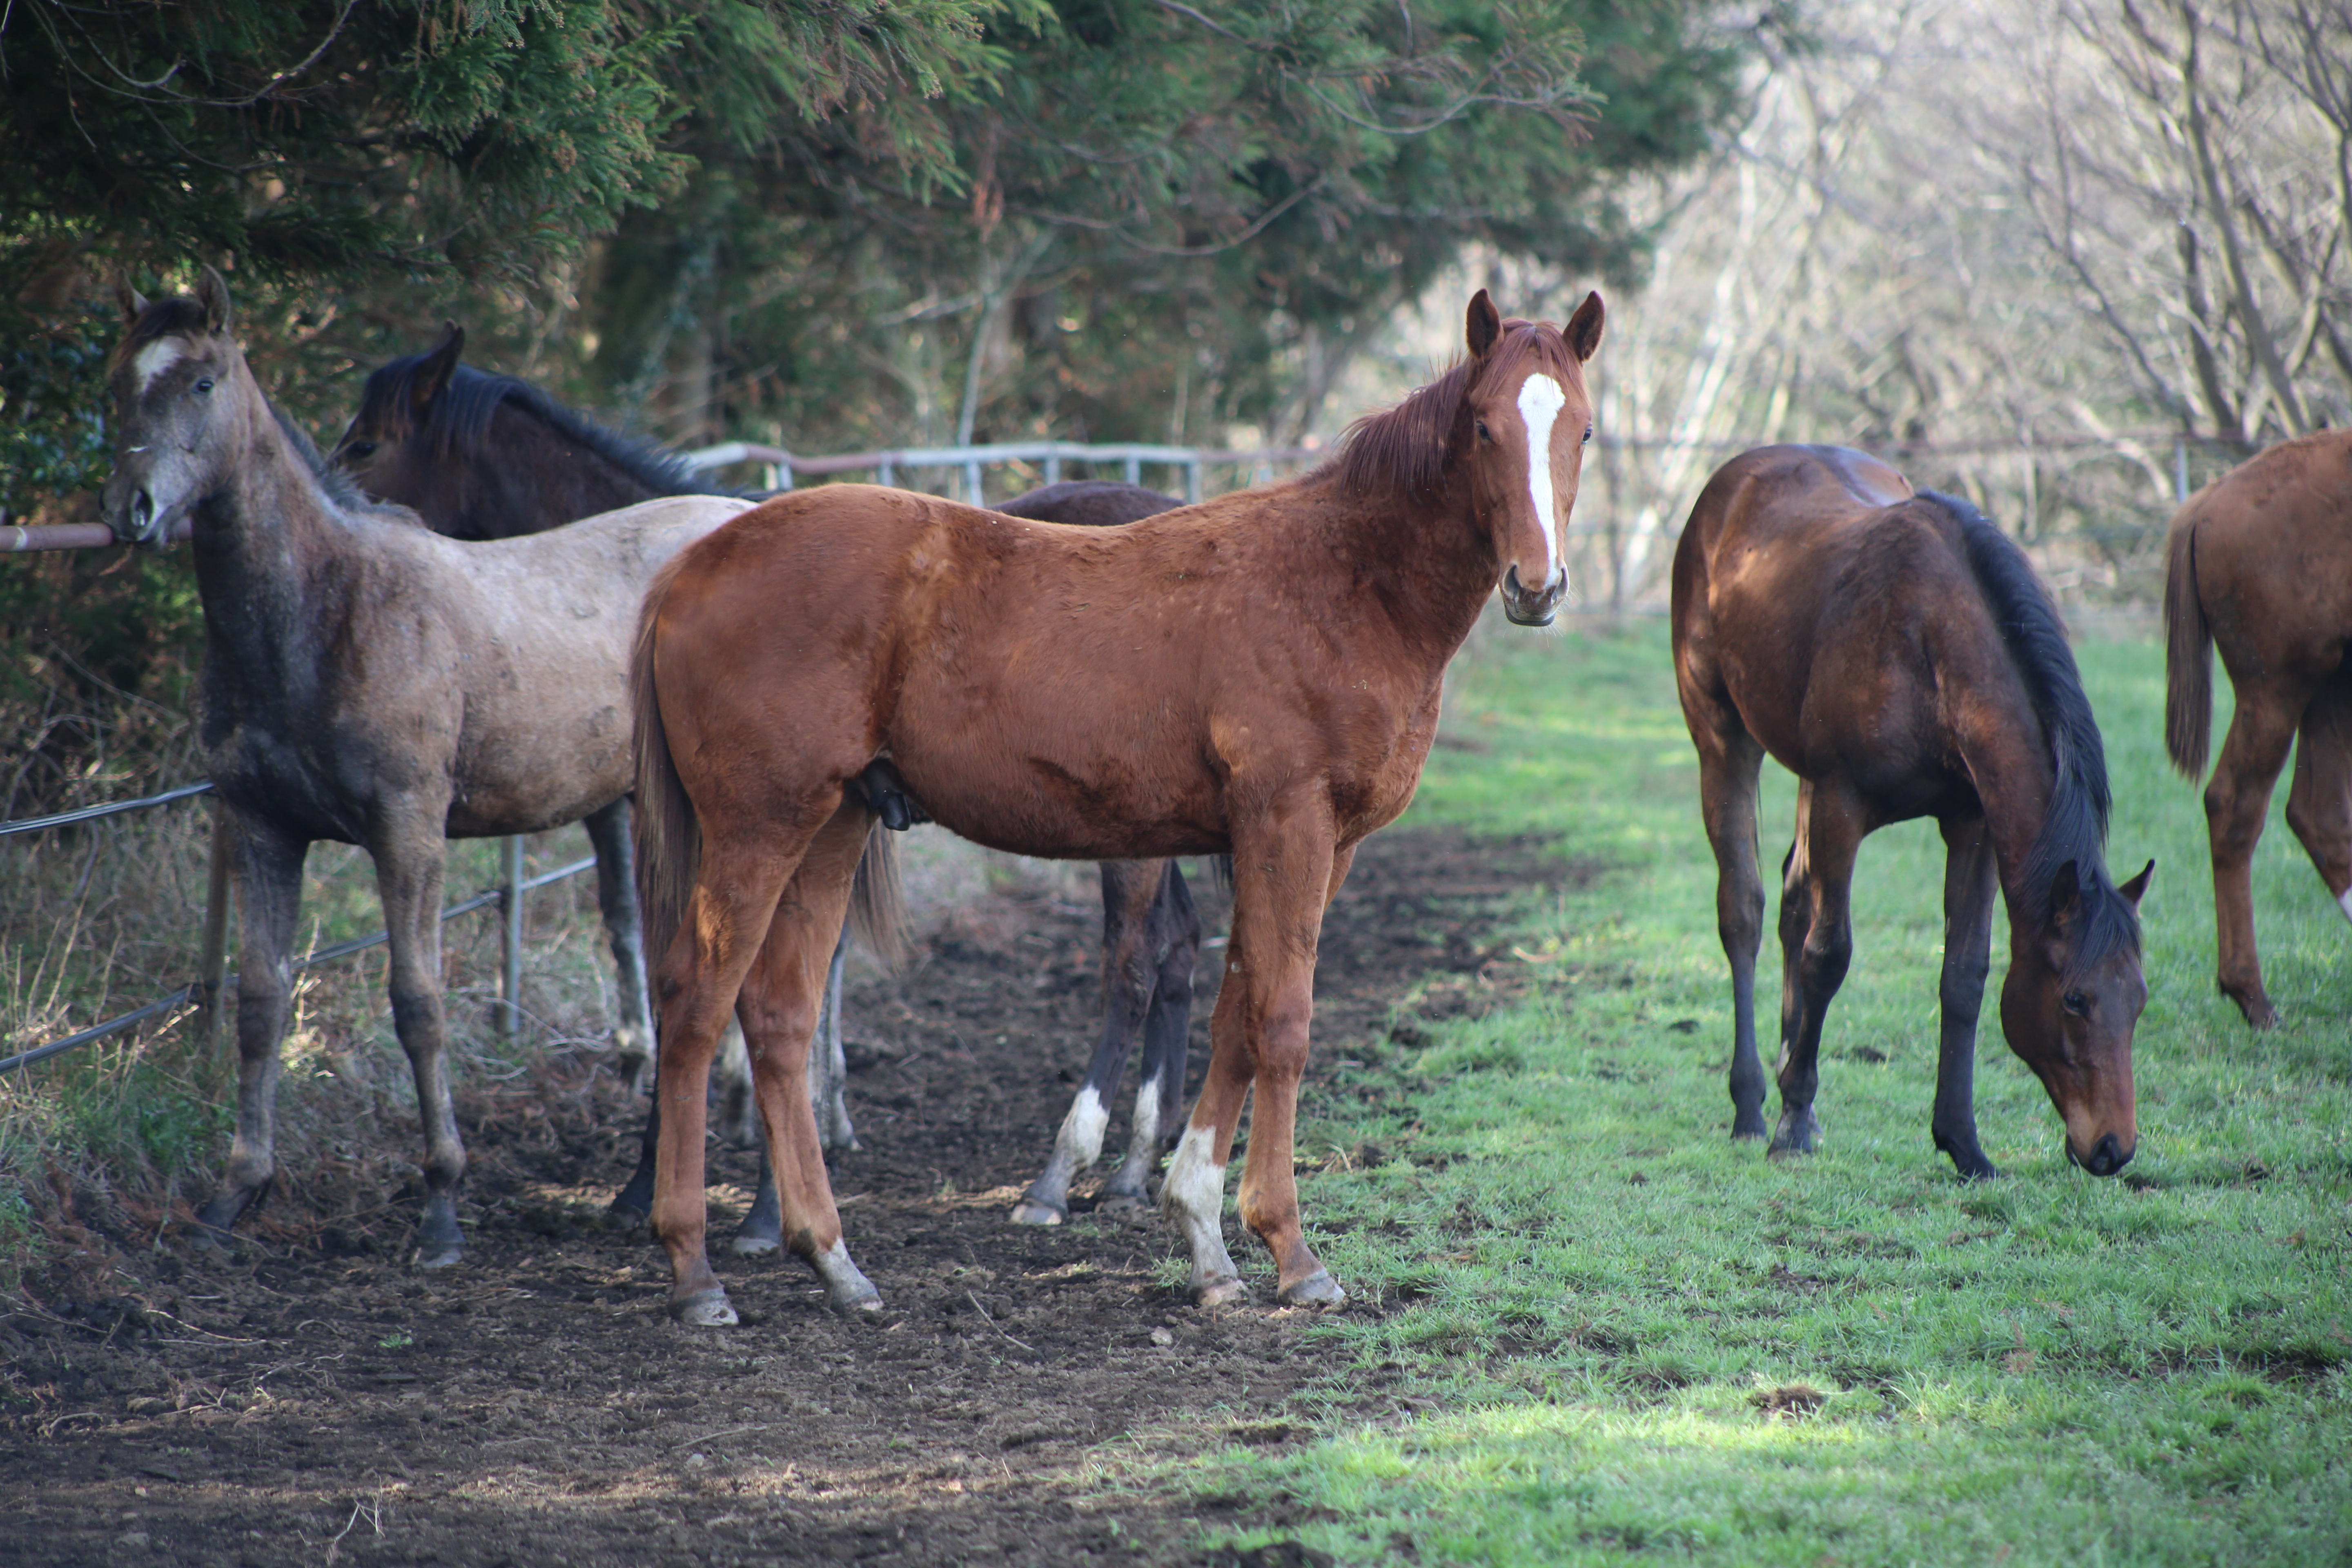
1179 619 2350 1566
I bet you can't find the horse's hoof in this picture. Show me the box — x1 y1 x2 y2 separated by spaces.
1098 1182 1152 1213
1008 1198 1067 1227
831 1284 884 1315
670 1288 739 1327
413 1240 464 1271
1768 1111 1822 1158
602 1200 650 1234
1190 1274 1248 1308
187 1222 238 1256
1277 1269 1346 1310
730 1228 782 1257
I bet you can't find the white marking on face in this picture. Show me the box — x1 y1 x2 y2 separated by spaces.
1515 373 1567 584
1058 1086 1111 1168
133 339 186 394
2338 886 2352 925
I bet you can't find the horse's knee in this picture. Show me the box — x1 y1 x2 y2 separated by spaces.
1798 932 1850 995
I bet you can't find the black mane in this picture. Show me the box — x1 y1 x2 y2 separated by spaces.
1931 490 2141 971
356 356 718 497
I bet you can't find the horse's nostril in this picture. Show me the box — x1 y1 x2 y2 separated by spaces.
2082 1131 2130 1177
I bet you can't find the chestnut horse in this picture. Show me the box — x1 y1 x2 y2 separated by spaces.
632 290 1604 1325
337 338 1209 1224
1673 445 2151 1180
94 271 885 1268
2164 430 2352 1028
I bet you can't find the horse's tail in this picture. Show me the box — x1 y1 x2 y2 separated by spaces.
631 554 702 979
849 826 908 972
2163 506 2213 781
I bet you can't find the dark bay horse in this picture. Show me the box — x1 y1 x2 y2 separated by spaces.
630 289 1604 1325
94 270 889 1268
1672 445 2152 1180
337 341 1209 1223
2164 430 2352 1028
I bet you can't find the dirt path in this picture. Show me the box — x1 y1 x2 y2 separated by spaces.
2 829 1576 1566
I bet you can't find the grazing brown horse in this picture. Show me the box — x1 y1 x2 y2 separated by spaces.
2164 430 2352 1028
632 289 1604 1325
91 270 869 1269
1673 445 2152 1180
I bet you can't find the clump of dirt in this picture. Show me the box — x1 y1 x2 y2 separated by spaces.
1 828 1581 1566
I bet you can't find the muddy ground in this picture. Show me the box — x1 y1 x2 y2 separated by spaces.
3 828 1577 1566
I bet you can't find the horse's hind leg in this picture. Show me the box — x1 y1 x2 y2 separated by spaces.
582 798 655 1093
370 804 468 1268
1771 783 1862 1158
733 806 881 1313
1106 861 1200 1208
734 935 849 1257
194 816 308 1245
1930 814 2000 1180
1014 859 1164 1225
2285 672 2352 923
2204 678 2307 1027
1690 717 1769 1138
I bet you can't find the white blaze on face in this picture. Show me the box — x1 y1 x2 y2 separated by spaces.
2338 885 2352 925
133 339 186 395
1515 373 1568 584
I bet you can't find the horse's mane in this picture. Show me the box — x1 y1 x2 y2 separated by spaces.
270 401 384 514
1931 490 2140 970
356 356 715 497
1324 321 1585 499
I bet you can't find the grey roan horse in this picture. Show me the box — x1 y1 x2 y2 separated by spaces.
97 269 889 1266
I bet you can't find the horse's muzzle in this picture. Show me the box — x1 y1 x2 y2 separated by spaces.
1501 564 1568 627
2067 1131 2134 1177
100 479 173 552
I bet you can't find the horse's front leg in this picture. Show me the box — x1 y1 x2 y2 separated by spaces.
1163 819 1345 1309
194 814 308 1244
1106 860 1200 1208
1931 814 2000 1180
1771 785 1861 1158
1014 859 1163 1225
582 797 655 1092
371 805 467 1268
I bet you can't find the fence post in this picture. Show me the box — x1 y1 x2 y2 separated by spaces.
1185 459 1201 505
964 459 984 506
195 802 234 1051
2175 434 2190 505
1045 454 1061 485
498 835 524 1040
1123 455 1141 486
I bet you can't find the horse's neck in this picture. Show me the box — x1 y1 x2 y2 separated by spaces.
488 403 673 532
1310 472 1499 666
192 405 356 695
1956 705 2064 925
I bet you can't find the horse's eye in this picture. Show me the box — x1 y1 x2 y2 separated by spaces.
2062 990 2089 1017
1583 424 1594 445
194 377 215 395
345 441 377 459
1475 419 1492 443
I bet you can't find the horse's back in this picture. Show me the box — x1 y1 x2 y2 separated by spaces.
2173 430 2352 680
1675 446 2013 801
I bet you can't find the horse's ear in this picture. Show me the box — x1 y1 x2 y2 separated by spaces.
196 265 234 334
115 276 149 325
2118 859 2154 909
2048 859 2084 934
1564 290 1605 363
412 322 465 412
1466 290 1501 359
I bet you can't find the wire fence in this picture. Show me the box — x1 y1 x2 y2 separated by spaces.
0 779 595 1076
